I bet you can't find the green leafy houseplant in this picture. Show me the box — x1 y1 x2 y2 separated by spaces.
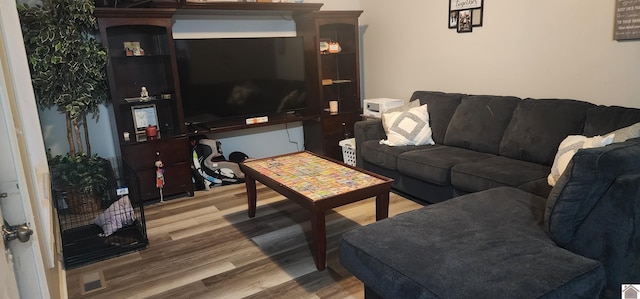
18 0 113 212
48 152 113 213
18 0 108 157
48 152 110 197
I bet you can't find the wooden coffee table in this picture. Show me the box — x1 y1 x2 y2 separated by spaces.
239 151 393 271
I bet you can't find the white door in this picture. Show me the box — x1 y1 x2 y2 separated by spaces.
0 44 45 299
0 1 60 298
0 36 51 299
0 206 20 299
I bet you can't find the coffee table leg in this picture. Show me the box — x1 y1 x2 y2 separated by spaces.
310 209 326 271
376 192 390 221
246 175 257 218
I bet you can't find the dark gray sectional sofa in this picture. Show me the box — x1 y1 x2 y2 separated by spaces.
341 91 640 298
355 91 640 203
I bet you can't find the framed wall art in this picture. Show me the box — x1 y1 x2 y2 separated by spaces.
457 9 473 33
449 0 483 33
614 0 640 40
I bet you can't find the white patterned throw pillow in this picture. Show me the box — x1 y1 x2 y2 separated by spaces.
607 122 640 143
380 104 435 146
94 195 136 236
547 134 615 186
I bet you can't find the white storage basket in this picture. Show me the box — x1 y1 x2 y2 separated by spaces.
338 138 356 166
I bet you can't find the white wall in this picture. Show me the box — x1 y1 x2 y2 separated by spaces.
359 0 640 108
33 1 640 158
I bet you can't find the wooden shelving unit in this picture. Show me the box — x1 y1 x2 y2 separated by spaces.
94 4 364 164
295 10 363 160
95 8 193 201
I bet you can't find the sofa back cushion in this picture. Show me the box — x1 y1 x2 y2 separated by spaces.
583 105 640 137
443 95 520 155
410 91 464 144
499 98 594 165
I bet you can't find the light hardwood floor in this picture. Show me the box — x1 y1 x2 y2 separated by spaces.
65 183 423 298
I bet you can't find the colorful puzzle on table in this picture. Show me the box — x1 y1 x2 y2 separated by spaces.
243 152 386 201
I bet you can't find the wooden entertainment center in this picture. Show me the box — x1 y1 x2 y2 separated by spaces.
94 2 363 201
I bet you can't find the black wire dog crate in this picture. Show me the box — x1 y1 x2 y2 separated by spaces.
51 157 148 269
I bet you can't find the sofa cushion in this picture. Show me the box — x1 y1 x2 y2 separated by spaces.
360 140 435 171
380 104 435 146
410 91 464 144
583 105 640 137
499 98 594 165
451 156 551 193
518 178 553 198
444 95 520 154
397 146 494 185
340 187 605 298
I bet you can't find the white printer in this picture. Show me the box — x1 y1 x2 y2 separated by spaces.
363 98 405 118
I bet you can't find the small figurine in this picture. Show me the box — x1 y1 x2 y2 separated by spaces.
155 160 165 202
140 86 149 101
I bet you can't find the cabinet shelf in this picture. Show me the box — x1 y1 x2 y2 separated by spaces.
320 51 357 56
121 96 175 105
110 54 171 59
176 2 323 15
321 79 353 86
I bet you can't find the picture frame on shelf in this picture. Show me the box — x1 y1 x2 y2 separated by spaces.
131 104 158 133
319 38 330 54
123 41 144 56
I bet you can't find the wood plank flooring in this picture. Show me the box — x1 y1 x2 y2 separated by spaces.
65 183 423 298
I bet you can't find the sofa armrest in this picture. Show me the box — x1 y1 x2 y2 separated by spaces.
354 119 385 167
562 173 640 297
545 140 640 297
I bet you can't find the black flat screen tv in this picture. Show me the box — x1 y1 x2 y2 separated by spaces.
174 37 307 126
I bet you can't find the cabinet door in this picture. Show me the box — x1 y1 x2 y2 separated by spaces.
121 137 193 201
320 112 360 160
136 163 193 201
122 138 190 170
318 22 360 114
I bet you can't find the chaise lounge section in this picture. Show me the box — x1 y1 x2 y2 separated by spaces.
342 91 640 298
340 137 640 298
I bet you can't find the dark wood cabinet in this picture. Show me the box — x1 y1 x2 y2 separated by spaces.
93 6 364 197
95 8 193 201
120 137 193 201
295 11 363 160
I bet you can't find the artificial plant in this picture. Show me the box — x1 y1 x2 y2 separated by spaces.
18 0 108 157
47 151 111 200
